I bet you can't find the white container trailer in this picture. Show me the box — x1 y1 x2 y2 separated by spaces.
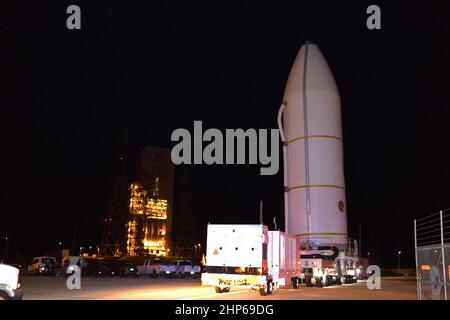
201 224 301 296
268 231 301 289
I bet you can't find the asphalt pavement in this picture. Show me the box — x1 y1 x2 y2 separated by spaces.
20 276 417 300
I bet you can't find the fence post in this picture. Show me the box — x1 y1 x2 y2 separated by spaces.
440 211 448 300
414 219 421 300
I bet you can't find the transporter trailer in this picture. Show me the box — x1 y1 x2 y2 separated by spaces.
298 239 360 287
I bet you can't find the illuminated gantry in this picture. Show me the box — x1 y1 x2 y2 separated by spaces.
126 178 168 256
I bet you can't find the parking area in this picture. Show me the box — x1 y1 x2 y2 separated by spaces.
20 276 417 300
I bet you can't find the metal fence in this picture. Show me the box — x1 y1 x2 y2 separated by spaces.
414 209 450 300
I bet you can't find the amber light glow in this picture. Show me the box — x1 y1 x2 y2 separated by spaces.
126 180 168 256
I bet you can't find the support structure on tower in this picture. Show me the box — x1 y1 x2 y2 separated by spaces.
99 130 129 257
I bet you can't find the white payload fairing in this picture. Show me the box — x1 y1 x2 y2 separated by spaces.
278 42 348 245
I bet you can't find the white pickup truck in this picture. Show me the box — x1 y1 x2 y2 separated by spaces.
137 258 164 278
160 260 201 278
0 264 23 300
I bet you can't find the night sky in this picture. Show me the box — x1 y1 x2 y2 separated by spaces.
2 1 450 268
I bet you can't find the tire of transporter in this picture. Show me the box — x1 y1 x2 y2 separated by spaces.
315 277 323 288
292 277 299 289
340 276 346 284
330 276 337 286
306 275 313 287
324 276 331 287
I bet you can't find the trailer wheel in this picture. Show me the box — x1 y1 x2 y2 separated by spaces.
215 286 223 293
267 280 273 295
222 287 230 293
258 280 273 296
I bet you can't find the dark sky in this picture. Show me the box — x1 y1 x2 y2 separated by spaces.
1 1 450 267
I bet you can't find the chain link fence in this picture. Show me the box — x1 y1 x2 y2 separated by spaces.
414 209 450 300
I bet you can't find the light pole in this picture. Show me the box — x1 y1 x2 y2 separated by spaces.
4 235 10 264
397 251 402 270
71 224 77 256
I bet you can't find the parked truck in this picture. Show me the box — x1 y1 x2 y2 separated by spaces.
201 224 301 296
0 264 23 300
137 258 164 278
161 260 201 278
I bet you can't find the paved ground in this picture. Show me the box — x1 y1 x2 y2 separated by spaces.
20 276 417 300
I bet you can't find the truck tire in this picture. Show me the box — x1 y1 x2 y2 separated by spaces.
151 270 157 278
0 291 9 300
215 286 223 293
222 287 230 293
